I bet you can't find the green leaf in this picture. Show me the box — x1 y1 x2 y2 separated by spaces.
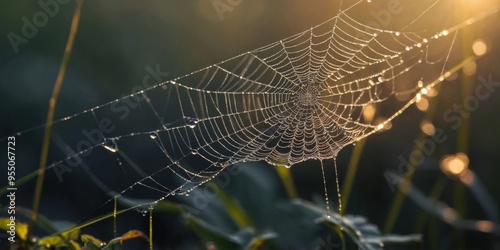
15 206 59 234
69 240 82 250
292 200 421 250
0 218 28 241
247 232 277 249
104 230 148 249
322 214 420 249
206 181 253 228
81 234 104 248
82 240 102 250
36 228 80 249
275 165 298 199
184 213 252 249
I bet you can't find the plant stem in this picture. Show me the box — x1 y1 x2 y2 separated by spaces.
452 11 474 246
276 166 298 199
383 83 442 234
28 0 84 242
341 138 366 215
413 176 448 232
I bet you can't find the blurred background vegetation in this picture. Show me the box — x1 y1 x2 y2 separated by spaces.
1 0 500 249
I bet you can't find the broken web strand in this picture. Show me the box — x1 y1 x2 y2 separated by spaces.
320 160 332 218
320 158 343 218
113 196 117 239
149 206 153 250
334 158 342 215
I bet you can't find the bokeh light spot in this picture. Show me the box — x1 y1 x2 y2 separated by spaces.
472 39 487 56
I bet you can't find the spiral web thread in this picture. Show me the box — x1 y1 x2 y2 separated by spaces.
11 0 498 220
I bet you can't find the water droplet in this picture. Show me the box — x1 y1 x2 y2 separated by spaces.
395 32 401 36
103 139 119 153
369 79 375 86
185 117 199 128
416 43 422 48
192 149 198 155
284 163 292 169
405 46 411 51
416 93 422 102
149 132 158 140
161 84 168 90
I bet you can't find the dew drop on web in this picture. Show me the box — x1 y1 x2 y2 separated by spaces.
185 117 199 128
103 138 119 153
149 132 158 140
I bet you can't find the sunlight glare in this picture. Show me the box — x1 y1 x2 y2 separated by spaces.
440 153 469 177
420 120 435 135
463 61 477 76
416 97 429 111
363 103 376 123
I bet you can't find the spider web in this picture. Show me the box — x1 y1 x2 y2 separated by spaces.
7 0 498 224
